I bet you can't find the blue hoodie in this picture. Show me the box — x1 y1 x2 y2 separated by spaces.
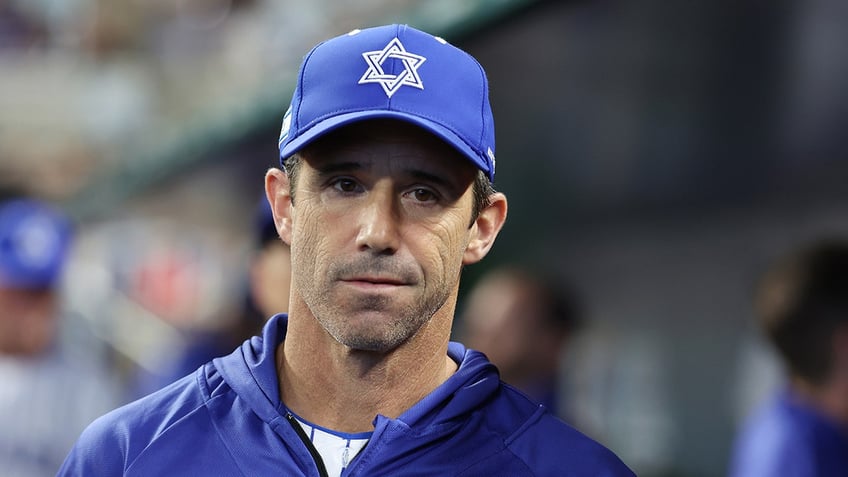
728 388 848 477
59 315 634 476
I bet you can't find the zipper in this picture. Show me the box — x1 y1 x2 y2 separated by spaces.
286 413 329 477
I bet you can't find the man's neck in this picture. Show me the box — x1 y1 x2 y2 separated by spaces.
277 311 458 433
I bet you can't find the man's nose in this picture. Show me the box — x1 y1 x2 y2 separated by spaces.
355 185 400 254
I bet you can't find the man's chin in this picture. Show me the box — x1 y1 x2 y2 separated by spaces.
329 322 410 354
335 331 404 354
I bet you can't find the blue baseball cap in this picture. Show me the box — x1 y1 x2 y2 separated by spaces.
278 24 496 181
0 199 73 290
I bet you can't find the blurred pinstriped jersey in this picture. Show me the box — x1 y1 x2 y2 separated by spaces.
0 347 122 476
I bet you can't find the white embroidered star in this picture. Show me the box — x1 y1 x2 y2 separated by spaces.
358 38 427 98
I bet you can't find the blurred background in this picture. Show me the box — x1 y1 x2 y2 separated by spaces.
2 0 847 475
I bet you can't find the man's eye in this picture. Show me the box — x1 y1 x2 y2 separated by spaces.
411 188 436 202
333 179 358 192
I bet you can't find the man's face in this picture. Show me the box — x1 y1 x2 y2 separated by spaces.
0 287 57 356
286 122 479 353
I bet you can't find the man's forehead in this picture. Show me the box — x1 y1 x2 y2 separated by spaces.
308 119 456 150
303 120 473 173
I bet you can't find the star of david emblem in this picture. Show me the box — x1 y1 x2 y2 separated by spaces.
358 38 427 98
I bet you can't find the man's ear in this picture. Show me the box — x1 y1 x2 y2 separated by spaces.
463 192 508 265
265 168 293 246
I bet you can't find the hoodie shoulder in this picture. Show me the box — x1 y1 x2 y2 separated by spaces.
58 319 288 477
506 405 635 476
448 348 634 476
466 379 634 476
57 364 228 476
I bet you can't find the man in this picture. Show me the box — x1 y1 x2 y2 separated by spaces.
59 24 634 476
248 197 292 319
728 238 848 476
0 191 121 477
459 266 581 419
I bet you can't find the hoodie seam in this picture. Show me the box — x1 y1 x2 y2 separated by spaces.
194 367 251 477
503 405 546 446
202 394 250 477
452 413 537 477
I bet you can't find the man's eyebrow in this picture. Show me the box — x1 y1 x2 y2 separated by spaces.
313 161 362 175
312 160 463 192
408 168 458 192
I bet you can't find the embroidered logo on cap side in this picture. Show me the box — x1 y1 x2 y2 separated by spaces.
278 106 292 147
487 147 496 175
359 38 426 98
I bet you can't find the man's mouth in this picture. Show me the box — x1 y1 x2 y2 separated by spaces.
342 275 407 286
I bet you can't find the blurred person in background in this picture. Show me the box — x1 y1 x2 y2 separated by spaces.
0 0 47 50
131 196 291 397
457 265 581 419
0 188 122 477
247 196 292 320
728 238 848 476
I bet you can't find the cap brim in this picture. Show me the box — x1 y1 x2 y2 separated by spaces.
279 111 490 178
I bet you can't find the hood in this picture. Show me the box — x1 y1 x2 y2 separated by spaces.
212 314 502 429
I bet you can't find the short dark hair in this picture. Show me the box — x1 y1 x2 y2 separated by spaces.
755 238 848 385
282 154 495 226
